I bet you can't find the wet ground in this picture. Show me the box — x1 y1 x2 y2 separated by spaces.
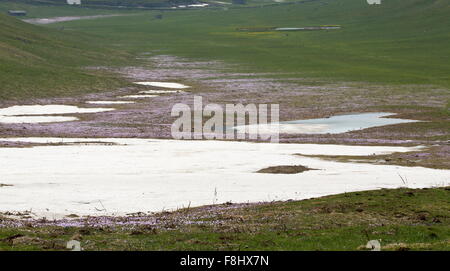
23 15 121 25
0 54 448 145
0 54 449 223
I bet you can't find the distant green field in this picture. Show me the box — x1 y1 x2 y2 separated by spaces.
8 0 300 8
1 0 449 101
46 0 450 89
0 1 129 18
2 0 206 9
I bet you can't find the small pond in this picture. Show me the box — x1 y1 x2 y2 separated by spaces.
235 112 419 134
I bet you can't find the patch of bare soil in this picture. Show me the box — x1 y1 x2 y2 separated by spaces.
302 145 450 170
257 165 316 174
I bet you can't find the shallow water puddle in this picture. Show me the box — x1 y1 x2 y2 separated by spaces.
0 105 114 124
235 112 420 134
134 82 190 89
0 137 448 219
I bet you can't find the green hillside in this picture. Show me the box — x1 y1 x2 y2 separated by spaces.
52 0 450 88
0 13 128 100
1 0 449 99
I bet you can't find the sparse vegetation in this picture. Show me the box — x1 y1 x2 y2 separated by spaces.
0 187 448 251
300 145 450 170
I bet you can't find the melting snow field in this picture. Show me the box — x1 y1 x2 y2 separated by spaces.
0 116 78 124
139 90 183 94
134 82 191 89
0 105 114 124
0 105 114 116
0 137 448 219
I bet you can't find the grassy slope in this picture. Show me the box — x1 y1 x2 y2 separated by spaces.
0 13 130 100
52 0 450 89
2 0 449 99
0 187 448 251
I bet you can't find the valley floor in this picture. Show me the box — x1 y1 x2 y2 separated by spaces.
0 53 448 250
0 0 449 251
1 54 448 169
